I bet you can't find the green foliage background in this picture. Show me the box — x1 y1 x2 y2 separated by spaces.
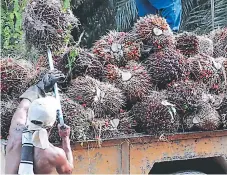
1 0 27 54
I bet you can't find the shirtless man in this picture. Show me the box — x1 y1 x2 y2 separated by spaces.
5 69 74 174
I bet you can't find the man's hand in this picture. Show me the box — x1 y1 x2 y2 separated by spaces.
20 69 65 102
58 124 70 138
37 69 65 93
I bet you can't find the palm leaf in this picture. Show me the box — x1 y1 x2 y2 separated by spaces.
114 0 138 31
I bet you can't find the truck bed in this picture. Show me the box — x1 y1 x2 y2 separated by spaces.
65 129 227 174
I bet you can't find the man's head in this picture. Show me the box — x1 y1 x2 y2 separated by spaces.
27 96 58 130
26 96 59 149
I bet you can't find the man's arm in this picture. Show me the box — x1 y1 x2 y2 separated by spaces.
8 99 31 135
55 124 74 174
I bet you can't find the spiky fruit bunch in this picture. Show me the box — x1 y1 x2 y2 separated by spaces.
55 47 104 80
104 61 152 102
23 0 79 52
130 91 180 136
0 58 36 100
176 32 200 57
0 98 19 139
92 31 142 67
187 55 226 94
66 76 126 117
133 14 174 50
184 102 221 131
91 112 134 140
166 80 205 118
71 49 104 80
209 27 227 58
145 48 187 88
49 94 94 143
198 36 214 56
215 95 227 127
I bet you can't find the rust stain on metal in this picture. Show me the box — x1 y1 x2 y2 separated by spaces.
61 130 227 174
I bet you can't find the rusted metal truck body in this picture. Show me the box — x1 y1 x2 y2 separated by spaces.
1 130 227 174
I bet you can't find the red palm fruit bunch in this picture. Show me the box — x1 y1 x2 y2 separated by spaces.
198 36 214 56
175 32 200 57
187 54 216 82
66 76 126 118
144 48 187 89
0 58 36 100
92 30 142 67
187 54 226 94
215 94 227 128
0 98 19 140
209 27 227 58
166 80 205 122
70 49 104 80
184 101 221 131
49 94 94 144
130 91 180 136
23 0 79 52
91 111 135 140
104 61 152 102
133 14 175 50
55 47 104 81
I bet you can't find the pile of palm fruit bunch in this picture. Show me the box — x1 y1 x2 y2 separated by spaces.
0 56 49 139
2 5 227 143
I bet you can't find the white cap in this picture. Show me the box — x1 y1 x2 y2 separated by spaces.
27 96 59 149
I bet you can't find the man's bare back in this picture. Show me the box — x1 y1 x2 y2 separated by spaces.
5 119 72 174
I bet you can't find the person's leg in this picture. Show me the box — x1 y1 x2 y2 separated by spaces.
159 0 182 32
135 0 157 17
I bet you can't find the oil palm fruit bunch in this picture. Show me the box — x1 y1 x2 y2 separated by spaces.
176 32 200 57
215 95 227 128
23 0 79 52
91 111 134 140
133 14 174 51
130 91 180 136
70 48 104 80
166 80 205 118
0 98 19 139
104 61 152 102
198 36 214 56
66 76 126 118
92 30 142 67
184 101 221 131
145 48 187 89
49 94 94 143
0 58 36 100
187 54 226 94
209 27 227 58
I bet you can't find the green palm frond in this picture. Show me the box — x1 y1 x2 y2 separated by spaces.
114 0 138 31
180 0 227 34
